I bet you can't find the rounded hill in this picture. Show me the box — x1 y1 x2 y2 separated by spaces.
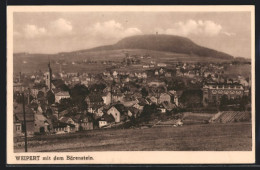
88 34 233 60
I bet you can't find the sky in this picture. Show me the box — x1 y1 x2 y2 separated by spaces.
13 12 252 58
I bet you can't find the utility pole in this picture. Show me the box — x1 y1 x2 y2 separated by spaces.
22 92 28 152
27 88 30 105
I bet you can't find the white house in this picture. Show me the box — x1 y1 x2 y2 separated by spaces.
99 121 108 128
55 91 70 103
157 63 167 67
112 71 118 78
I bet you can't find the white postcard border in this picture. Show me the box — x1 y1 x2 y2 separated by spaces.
7 5 255 164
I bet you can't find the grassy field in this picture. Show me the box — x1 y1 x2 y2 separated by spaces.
14 122 252 152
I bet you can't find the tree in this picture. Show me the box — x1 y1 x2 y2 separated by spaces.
220 95 229 106
45 108 53 118
141 87 148 98
219 95 229 110
207 74 212 80
89 83 106 92
70 84 89 112
37 91 44 99
240 95 249 111
14 92 23 104
180 90 203 108
46 90 55 105
141 104 155 123
167 78 186 91
180 68 185 76
58 98 73 112
141 106 151 122
121 86 130 93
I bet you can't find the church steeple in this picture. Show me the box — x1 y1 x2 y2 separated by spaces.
46 59 52 90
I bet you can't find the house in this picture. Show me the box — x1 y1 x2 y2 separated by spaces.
142 73 147 79
99 120 108 128
187 71 196 78
137 98 148 106
13 103 35 136
161 101 176 111
67 72 78 77
168 90 179 106
148 81 165 87
13 83 25 93
158 93 171 104
85 93 104 113
176 67 182 76
127 107 140 118
55 91 70 103
13 115 22 137
73 114 93 131
157 63 167 67
34 113 51 133
106 106 121 123
121 100 138 107
52 79 66 90
158 104 166 113
80 117 93 130
72 77 80 82
59 116 78 131
103 71 111 76
94 106 104 117
239 79 249 87
99 113 115 128
136 73 142 79
112 71 118 78
30 84 47 98
112 92 125 103
52 122 76 134
165 72 172 77
148 96 158 104
132 92 142 100
132 103 144 112
59 117 76 125
159 68 165 74
102 92 111 105
145 98 153 105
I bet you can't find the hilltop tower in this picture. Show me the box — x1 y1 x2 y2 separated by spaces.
46 60 52 90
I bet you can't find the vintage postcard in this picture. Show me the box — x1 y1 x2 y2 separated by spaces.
7 5 255 164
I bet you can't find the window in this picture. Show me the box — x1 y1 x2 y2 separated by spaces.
16 125 21 131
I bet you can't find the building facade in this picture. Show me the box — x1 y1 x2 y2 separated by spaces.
55 91 70 103
202 83 246 106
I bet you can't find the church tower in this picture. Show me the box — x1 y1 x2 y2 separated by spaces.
46 60 52 90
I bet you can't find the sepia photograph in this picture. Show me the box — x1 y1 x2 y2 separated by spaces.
7 5 255 164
